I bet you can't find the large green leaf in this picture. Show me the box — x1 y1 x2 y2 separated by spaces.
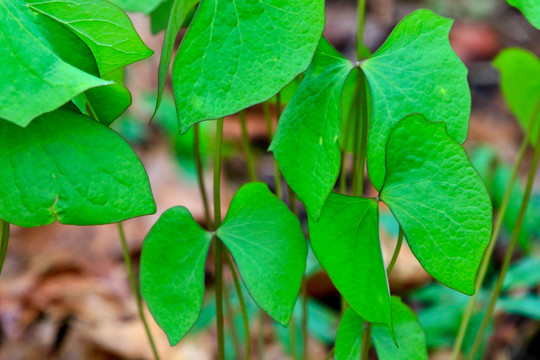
0 108 156 227
108 0 166 14
493 48 540 144
140 207 213 345
507 0 540 28
217 182 307 325
380 114 491 295
27 0 153 76
0 0 109 126
361 9 470 190
172 0 324 133
154 0 200 118
308 193 391 326
270 39 354 219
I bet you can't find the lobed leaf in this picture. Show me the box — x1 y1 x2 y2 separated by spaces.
380 114 491 295
217 182 307 325
140 207 213 345
507 0 540 28
361 9 471 190
308 193 391 327
271 39 354 219
172 0 324 133
0 108 156 227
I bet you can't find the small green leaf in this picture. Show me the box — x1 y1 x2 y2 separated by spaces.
217 182 307 325
154 0 200 118
108 0 166 14
507 0 540 28
0 0 109 126
498 295 540 319
361 9 470 190
380 114 491 295
86 84 132 126
308 193 391 326
503 256 540 291
271 39 354 219
334 307 364 360
493 48 540 144
27 0 153 76
140 207 213 345
0 108 156 227
172 0 324 133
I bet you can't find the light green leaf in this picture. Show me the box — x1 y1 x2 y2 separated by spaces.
270 39 354 219
154 0 200 118
0 108 156 227
217 182 307 325
503 256 540 291
27 0 153 76
507 0 540 28
498 296 540 319
108 0 166 13
172 0 324 133
140 207 213 345
334 308 364 360
380 114 492 295
86 84 131 126
308 193 391 326
0 0 109 126
371 297 428 360
493 48 540 144
361 9 470 190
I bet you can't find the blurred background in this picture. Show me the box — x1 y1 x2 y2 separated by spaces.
2 0 540 359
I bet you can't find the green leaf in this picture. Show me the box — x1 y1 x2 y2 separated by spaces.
371 297 428 360
308 193 391 326
493 48 540 144
503 256 540 290
498 295 540 319
270 39 354 219
217 182 307 325
0 0 109 126
380 114 492 295
334 308 364 360
0 108 156 227
108 0 166 14
507 0 540 28
86 83 132 126
361 9 470 190
140 207 213 345
154 0 200 118
172 0 324 133
27 0 153 76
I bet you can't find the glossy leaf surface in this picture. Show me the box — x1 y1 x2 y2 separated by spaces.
493 48 540 143
0 109 156 227
507 0 540 28
271 39 354 219
172 0 324 133
362 9 470 189
28 0 153 76
217 183 307 325
380 114 491 295
140 207 213 345
308 194 391 326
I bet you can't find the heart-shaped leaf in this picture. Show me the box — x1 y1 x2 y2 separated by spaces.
0 108 156 227
271 39 354 219
217 182 307 325
27 0 153 76
308 193 391 327
361 9 470 190
140 207 213 345
380 114 491 295
493 48 540 144
172 0 324 133
507 0 540 28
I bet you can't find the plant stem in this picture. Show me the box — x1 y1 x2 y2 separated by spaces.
356 72 368 196
289 315 299 360
301 276 308 360
240 111 257 182
214 118 225 360
0 221 10 275
324 347 335 360
386 227 403 276
258 311 265 360
452 101 540 360
467 111 540 360
360 322 373 360
263 101 282 198
351 105 361 196
223 282 242 359
194 124 212 228
117 223 160 360
226 252 251 360
357 0 366 60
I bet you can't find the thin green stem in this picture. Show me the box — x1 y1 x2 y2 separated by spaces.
117 223 161 360
214 119 224 230
356 0 366 60
240 111 257 182
340 87 360 194
301 277 308 360
356 72 369 196
288 186 298 216
194 124 212 228
360 322 373 360
351 105 361 196
0 221 10 275
223 283 242 359
324 347 335 360
386 227 403 276
257 311 265 360
214 118 225 360
289 315 299 360
468 109 540 360
226 252 251 360
263 101 282 198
